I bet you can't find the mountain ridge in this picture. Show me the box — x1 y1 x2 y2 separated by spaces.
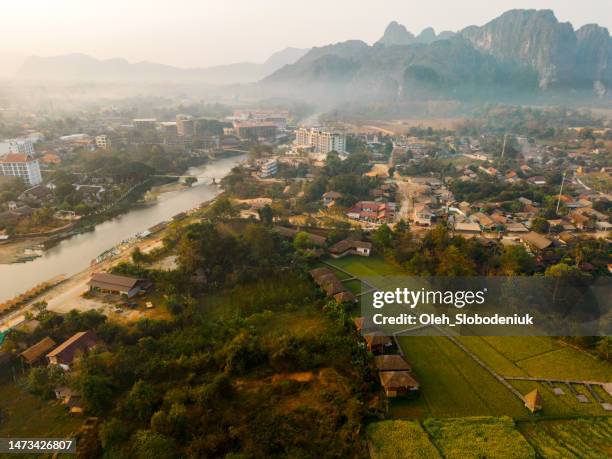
261 9 611 104
16 47 310 84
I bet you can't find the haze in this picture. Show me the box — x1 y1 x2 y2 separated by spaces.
0 0 611 76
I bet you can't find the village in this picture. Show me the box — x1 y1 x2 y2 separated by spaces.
0 104 611 458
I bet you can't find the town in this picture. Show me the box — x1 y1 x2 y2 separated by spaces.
1 100 610 457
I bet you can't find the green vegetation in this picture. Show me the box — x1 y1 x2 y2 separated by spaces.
0 379 81 437
7 220 375 457
518 418 612 459
459 336 612 381
423 417 535 459
367 420 441 459
394 336 526 419
326 255 405 278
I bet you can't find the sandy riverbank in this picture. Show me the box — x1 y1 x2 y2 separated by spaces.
0 233 165 331
0 238 47 264
144 181 189 201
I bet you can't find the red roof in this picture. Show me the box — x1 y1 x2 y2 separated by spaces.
1 153 34 163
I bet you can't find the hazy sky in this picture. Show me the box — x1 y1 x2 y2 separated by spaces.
1 0 610 74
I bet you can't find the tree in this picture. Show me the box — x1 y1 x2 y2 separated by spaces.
531 217 550 234
131 247 148 265
258 204 274 225
499 246 535 275
544 263 581 278
132 430 177 459
207 196 238 220
79 373 114 413
99 418 130 452
27 366 65 399
437 245 476 276
372 224 393 249
127 380 160 422
293 232 313 250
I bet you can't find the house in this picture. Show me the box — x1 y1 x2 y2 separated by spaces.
379 371 420 397
364 332 392 354
453 222 481 236
470 212 495 231
329 239 372 258
521 232 552 252
505 222 529 235
569 211 590 230
523 388 543 413
412 203 434 227
54 387 84 413
273 226 327 246
527 176 547 186
374 354 412 372
88 273 152 298
347 201 396 224
490 213 507 225
46 331 100 370
20 337 56 365
309 267 352 298
595 221 612 231
322 191 342 207
333 291 356 304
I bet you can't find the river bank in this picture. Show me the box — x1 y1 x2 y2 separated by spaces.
0 154 245 304
0 155 224 264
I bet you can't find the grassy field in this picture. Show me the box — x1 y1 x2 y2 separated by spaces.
518 418 612 459
325 255 405 279
393 336 526 419
366 420 441 459
423 417 535 459
515 347 612 381
0 380 82 437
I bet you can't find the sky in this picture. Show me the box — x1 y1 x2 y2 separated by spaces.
0 0 610 74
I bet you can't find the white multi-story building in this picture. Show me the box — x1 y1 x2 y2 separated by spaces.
295 127 346 154
259 158 278 178
0 153 43 186
0 138 35 156
95 135 111 150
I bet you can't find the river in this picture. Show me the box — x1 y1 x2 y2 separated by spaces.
0 154 244 303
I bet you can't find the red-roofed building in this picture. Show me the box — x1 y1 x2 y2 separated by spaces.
347 201 396 223
0 153 42 185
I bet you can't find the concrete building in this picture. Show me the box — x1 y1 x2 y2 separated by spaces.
133 118 157 130
295 127 346 154
95 135 111 150
0 153 43 186
259 158 278 178
0 138 35 156
233 109 288 128
159 122 178 136
176 115 195 137
233 121 277 139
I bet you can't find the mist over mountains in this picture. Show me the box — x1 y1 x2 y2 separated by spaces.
261 9 612 104
14 9 612 108
16 47 309 85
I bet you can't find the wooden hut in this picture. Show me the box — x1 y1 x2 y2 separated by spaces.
379 371 420 397
523 389 543 413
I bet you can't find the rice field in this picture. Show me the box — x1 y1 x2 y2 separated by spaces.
518 418 612 459
515 347 612 381
394 336 526 418
366 420 441 459
423 417 535 459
